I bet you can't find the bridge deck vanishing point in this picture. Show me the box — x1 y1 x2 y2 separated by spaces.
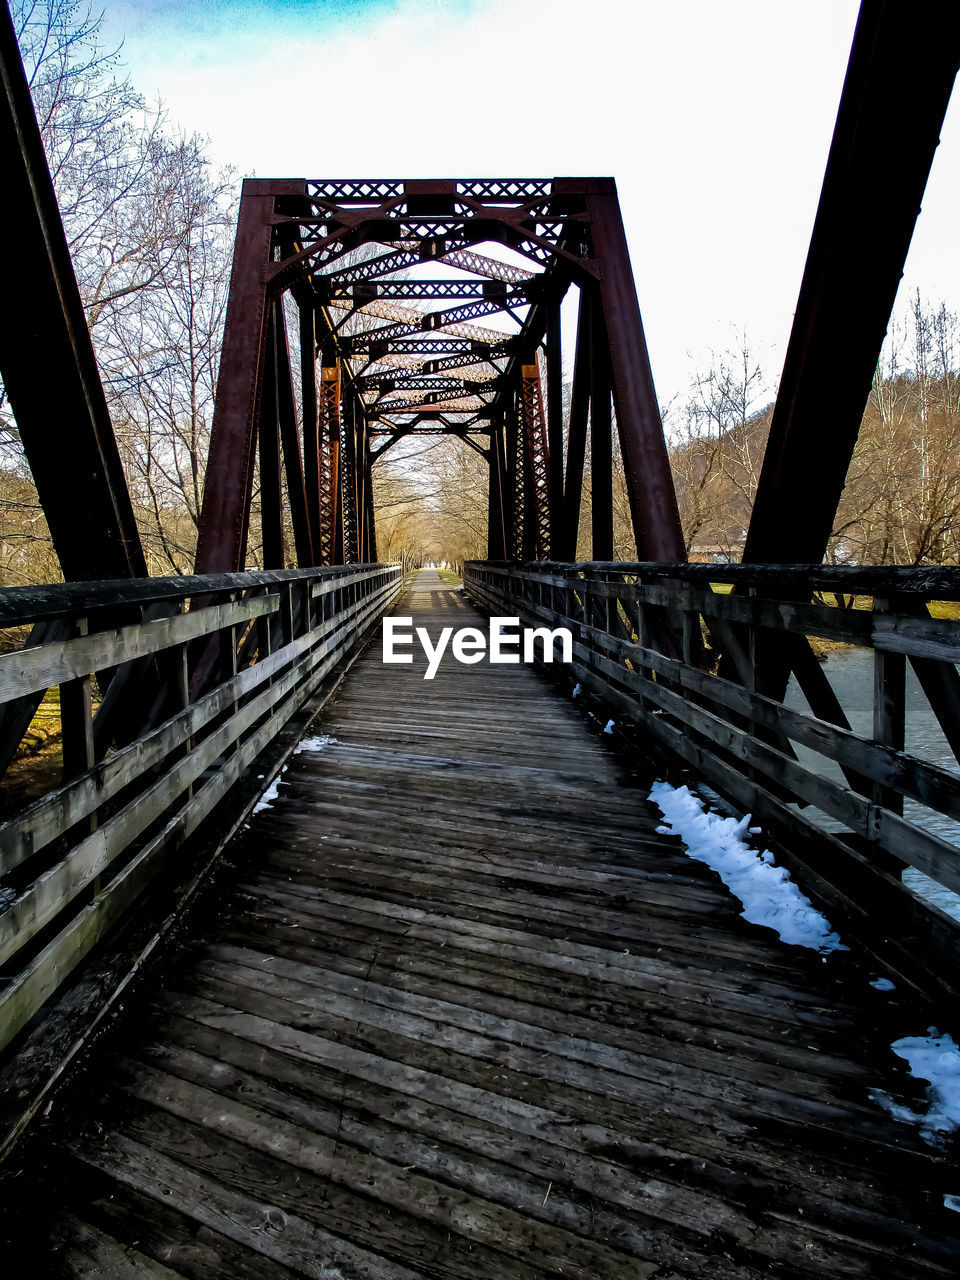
9 569 960 1279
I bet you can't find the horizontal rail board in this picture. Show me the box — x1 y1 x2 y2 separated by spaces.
482 587 960 827
0 564 401 1055
465 562 960 933
0 563 396 627
479 559 960 599
0 596 280 703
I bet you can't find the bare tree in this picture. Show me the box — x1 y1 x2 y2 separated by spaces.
667 337 769 558
0 2 235 580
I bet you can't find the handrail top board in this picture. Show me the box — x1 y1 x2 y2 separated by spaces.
0 564 400 627
468 561 960 599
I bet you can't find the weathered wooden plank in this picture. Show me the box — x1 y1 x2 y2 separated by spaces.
137 1028 946 1267
224 895 871 1060
0 612 361 968
489 584 960 899
466 559 960 601
123 1042 772 1275
0 563 400 627
0 582 394 1051
119 1063 666 1280
70 1130 428 1280
122 1044 914 1279
53 1217 189 1279
0 596 280 704
10 569 960 1280
156 991 940 1212
194 946 871 1133
201 938 863 1103
0 616 331 874
213 915 866 1083
581 622 960 823
210 886 854 1031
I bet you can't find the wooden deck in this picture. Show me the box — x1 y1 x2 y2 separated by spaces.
6 569 960 1278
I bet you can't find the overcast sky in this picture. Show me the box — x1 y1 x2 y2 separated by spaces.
98 0 960 416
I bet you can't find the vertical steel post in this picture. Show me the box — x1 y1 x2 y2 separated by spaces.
340 388 359 564
259 305 285 569
545 295 565 550
520 362 551 559
590 309 614 561
506 381 526 561
195 182 293 572
275 301 314 566
487 419 508 561
298 296 324 557
558 293 592 562
354 397 367 561
318 350 342 564
362 430 377 562
584 180 686 562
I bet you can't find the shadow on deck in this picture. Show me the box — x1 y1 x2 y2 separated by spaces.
4 570 960 1279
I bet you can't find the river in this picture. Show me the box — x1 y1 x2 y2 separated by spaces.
782 646 960 922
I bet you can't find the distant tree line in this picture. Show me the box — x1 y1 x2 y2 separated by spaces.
670 296 960 566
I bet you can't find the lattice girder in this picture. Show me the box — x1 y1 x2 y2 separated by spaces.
195 176 686 572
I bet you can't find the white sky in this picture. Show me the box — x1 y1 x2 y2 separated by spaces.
99 0 960 416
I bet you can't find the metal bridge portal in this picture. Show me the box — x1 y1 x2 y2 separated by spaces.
2 1 960 1276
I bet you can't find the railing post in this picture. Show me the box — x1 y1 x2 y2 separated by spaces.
60 619 95 787
873 596 906 817
174 637 195 801
221 596 240 760
283 582 296 647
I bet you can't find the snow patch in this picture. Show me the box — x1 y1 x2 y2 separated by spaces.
649 781 846 953
253 776 282 814
945 1195 960 1213
571 683 581 699
294 734 338 755
603 719 615 735
870 977 896 992
871 1029 960 1139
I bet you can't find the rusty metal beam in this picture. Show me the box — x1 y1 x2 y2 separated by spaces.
298 297 324 558
259 305 285 569
487 417 508 560
198 175 684 570
575 179 686 562
0 4 145 581
275 303 314 566
317 350 342 565
520 362 551 559
195 180 303 573
744 0 960 565
590 310 614 561
557 293 592 562
545 296 565 550
340 388 359 564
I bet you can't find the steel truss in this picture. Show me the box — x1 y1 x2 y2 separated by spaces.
2 3 955 581
192 174 693 571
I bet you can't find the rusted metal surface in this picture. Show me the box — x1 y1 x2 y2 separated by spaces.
0 4 145 582
519 363 551 559
192 175 686 568
194 181 292 573
744 0 960 566
317 358 342 565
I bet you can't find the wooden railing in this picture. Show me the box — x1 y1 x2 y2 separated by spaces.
0 564 401 1057
465 560 960 995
